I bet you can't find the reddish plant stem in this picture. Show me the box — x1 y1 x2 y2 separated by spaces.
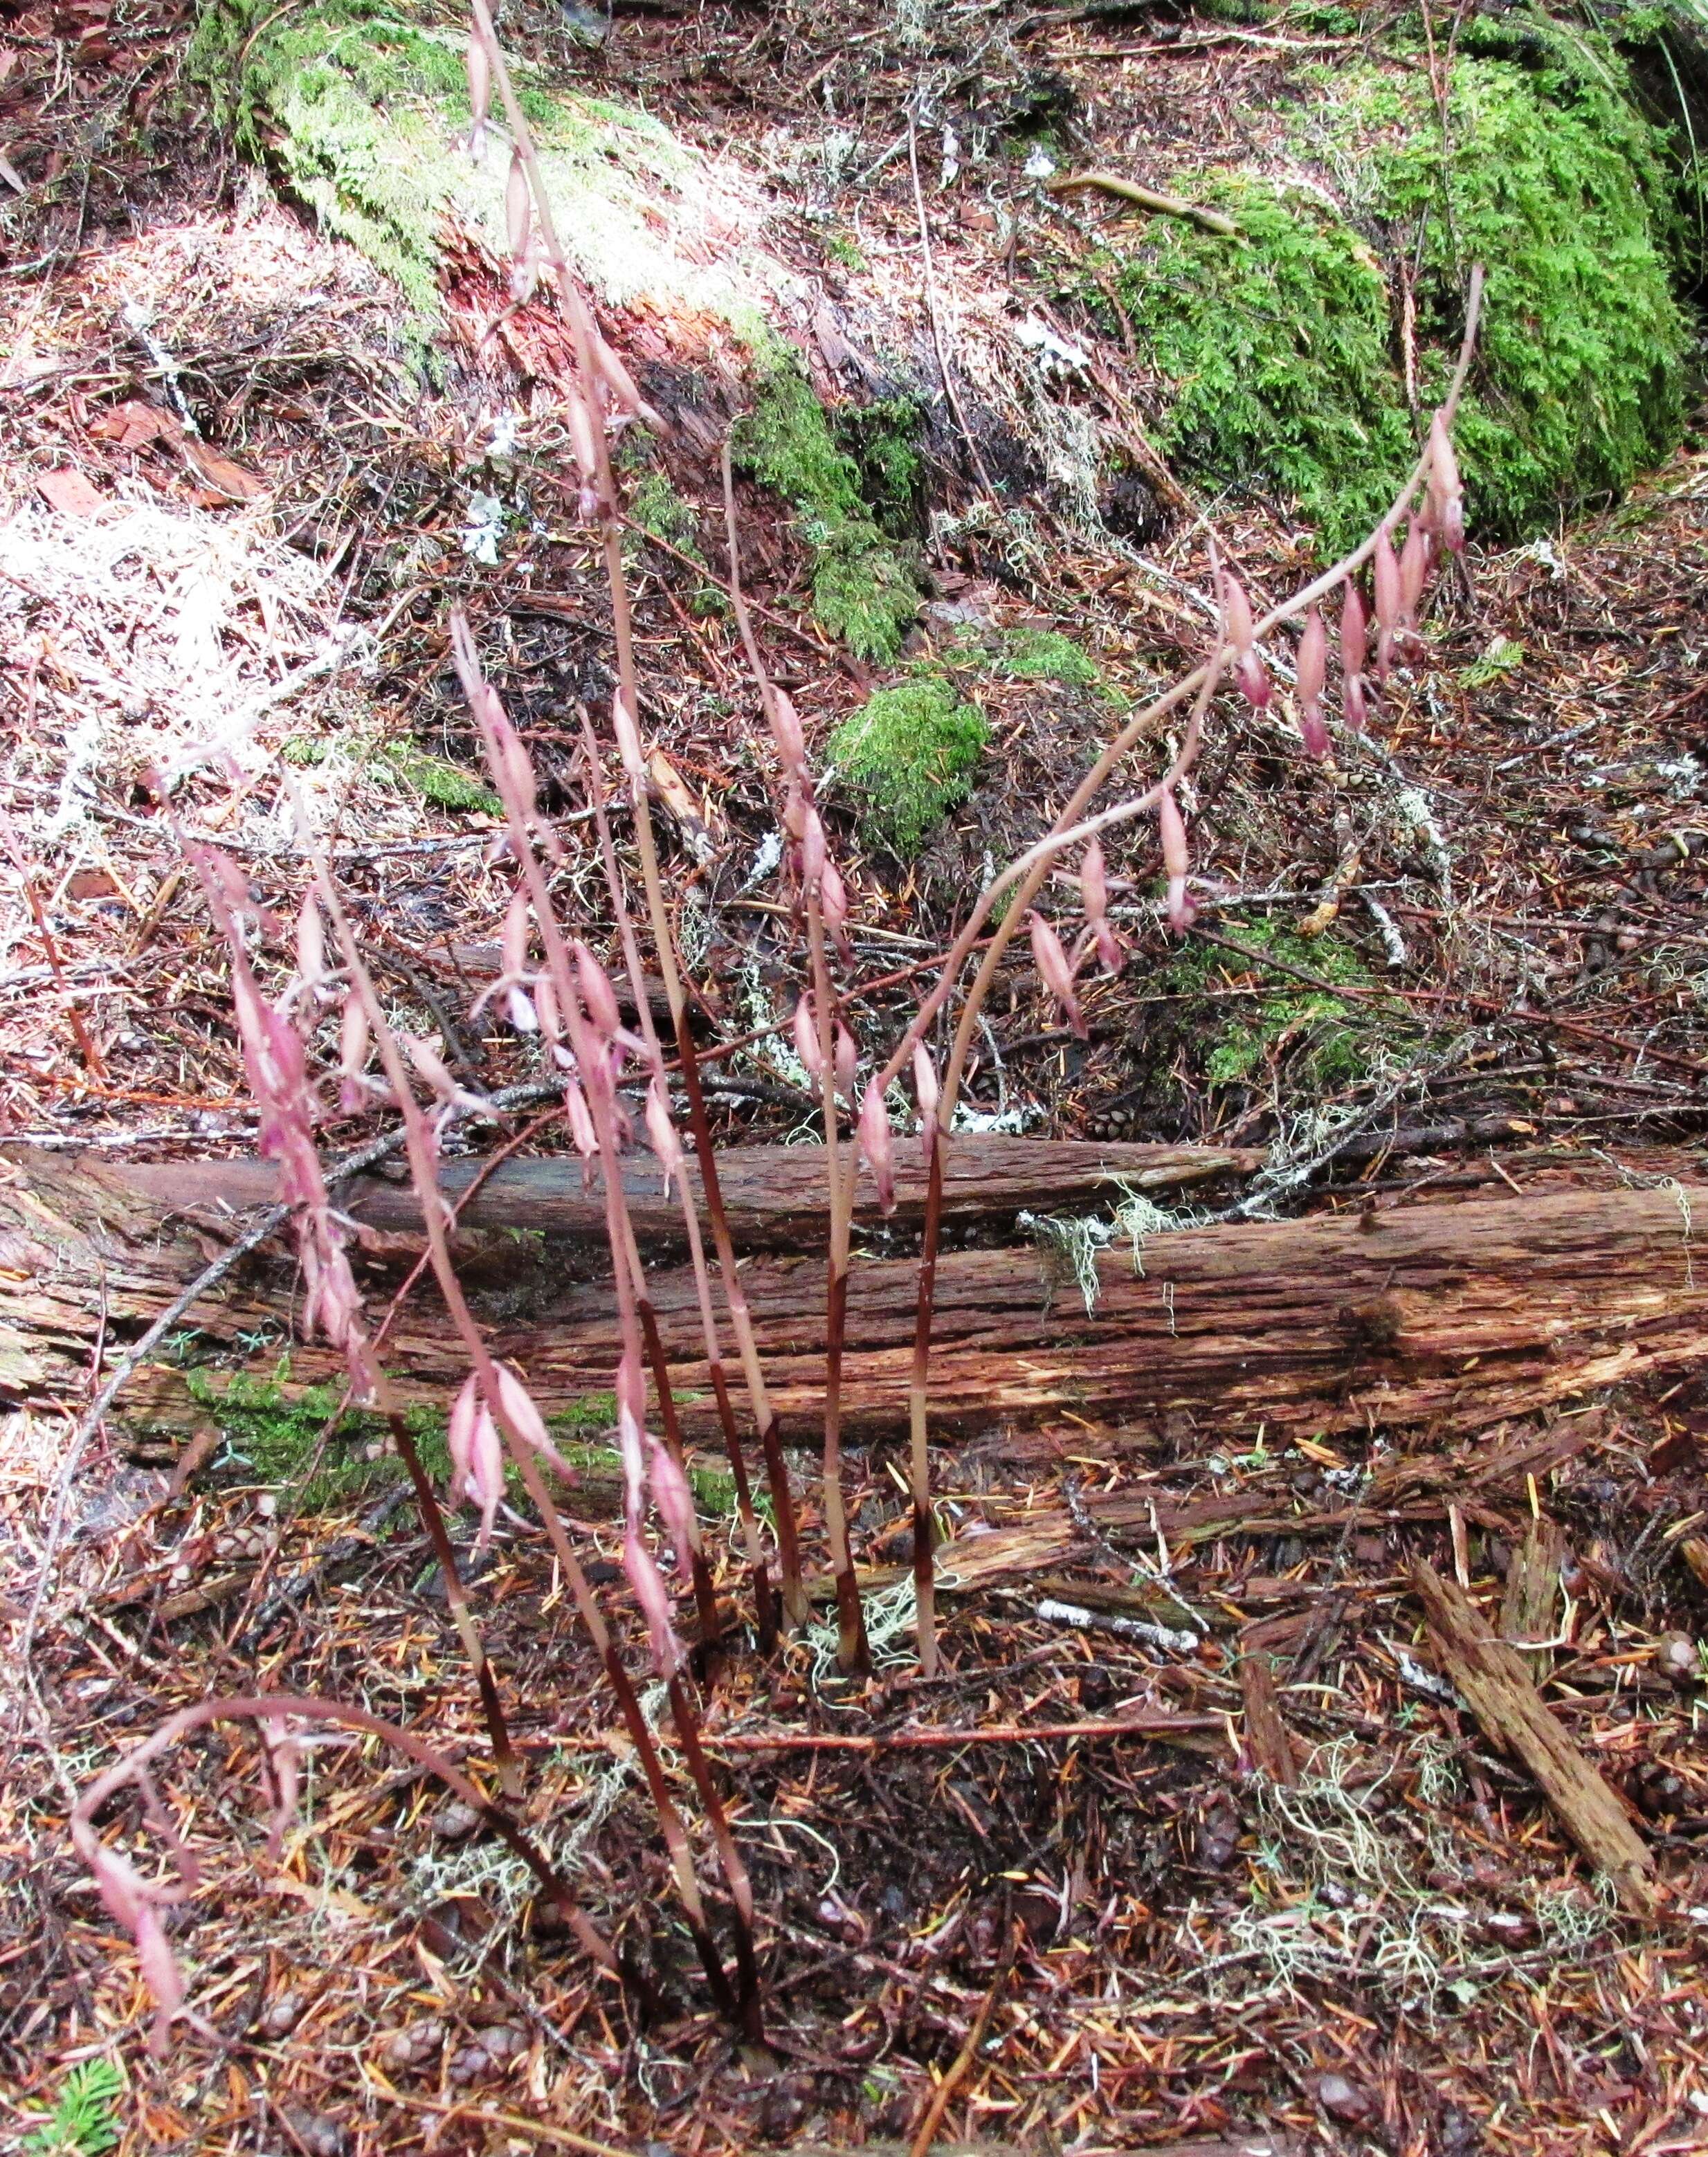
906 1131 945 1677
470 0 806 1633
578 718 777 1651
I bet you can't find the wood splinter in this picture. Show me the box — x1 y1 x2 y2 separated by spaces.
1048 170 1241 236
1411 1560 1657 1918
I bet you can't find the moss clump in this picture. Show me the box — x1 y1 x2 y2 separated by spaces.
1166 920 1412 1094
830 396 924 538
828 671 988 856
626 469 726 614
189 0 701 340
1108 178 1417 557
1110 27 1687 547
381 742 500 815
732 349 921 661
988 625 1105 689
1326 39 1687 538
186 1367 736 1514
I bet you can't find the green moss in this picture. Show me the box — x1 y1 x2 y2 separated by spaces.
185 1369 735 1514
1167 919 1412 1094
824 230 867 271
828 671 988 856
1460 635 1525 688
1109 24 1688 547
189 0 704 341
830 396 924 537
732 347 921 660
1330 42 1686 538
626 470 726 614
1107 178 1417 557
381 742 500 815
988 625 1105 688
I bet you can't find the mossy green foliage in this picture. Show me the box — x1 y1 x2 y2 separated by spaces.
1108 20 1687 547
732 349 921 660
23 2061 125 2157
985 624 1105 689
829 395 924 538
1109 178 1415 556
185 1367 736 1513
626 469 726 614
381 740 500 815
828 670 988 856
1167 919 1410 1093
189 0 695 336
1332 30 1687 538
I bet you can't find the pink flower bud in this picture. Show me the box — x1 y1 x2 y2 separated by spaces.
616 1346 646 1435
493 1362 553 1464
505 149 531 266
625 1526 682 1675
793 994 823 1078
1080 837 1124 974
612 690 644 784
295 893 327 990
646 1434 696 1567
1343 673 1370 734
448 1369 481 1493
644 1073 684 1194
1159 785 1194 934
405 1034 474 1111
135 1902 185 2053
89 1840 149 1933
801 805 828 888
1372 525 1400 683
1340 580 1368 682
574 943 621 1039
819 855 851 950
1297 607 1329 759
338 993 372 1114
590 327 660 429
833 1021 857 1104
1399 518 1428 627
1028 910 1087 1039
565 385 599 486
857 1076 896 1214
1221 571 1270 709
561 1073 596 1155
1429 410 1465 554
771 689 807 776
913 1042 940 1120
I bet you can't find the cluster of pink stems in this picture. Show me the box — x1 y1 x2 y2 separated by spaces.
69 0 1483 2047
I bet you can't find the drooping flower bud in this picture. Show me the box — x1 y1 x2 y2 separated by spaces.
611 690 645 786
1399 517 1428 632
857 1076 897 1214
770 689 807 779
1429 409 1465 554
505 149 532 269
819 854 851 957
405 1034 480 1113
574 942 622 1039
792 993 823 1079
1159 784 1194 934
466 32 490 161
1343 673 1370 734
1221 570 1271 710
1028 910 1087 1038
801 805 828 890
589 326 660 429
1080 837 1123 974
338 992 373 1114
913 1044 941 1162
833 1021 858 1105
1297 606 1329 760
1372 525 1401 683
295 893 327 994
564 381 599 491
644 1073 684 1196
562 1073 597 1156
1340 580 1368 680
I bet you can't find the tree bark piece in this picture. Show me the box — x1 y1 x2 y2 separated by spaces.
1237 1648 1299 1785
87 1136 1257 1254
1410 1561 1656 1917
1500 1513 1568 1680
3 1156 1705 1453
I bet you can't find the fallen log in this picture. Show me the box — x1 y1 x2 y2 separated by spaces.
69 1135 1256 1253
3 1149 1704 1446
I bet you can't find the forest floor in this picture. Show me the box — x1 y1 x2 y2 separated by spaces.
4 2 1708 2154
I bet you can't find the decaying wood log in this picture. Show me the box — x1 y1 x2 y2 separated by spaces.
73 1136 1257 1254
1500 1514 1568 1681
3 1151 1705 1452
1411 1561 1657 1917
1237 1648 1300 1786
